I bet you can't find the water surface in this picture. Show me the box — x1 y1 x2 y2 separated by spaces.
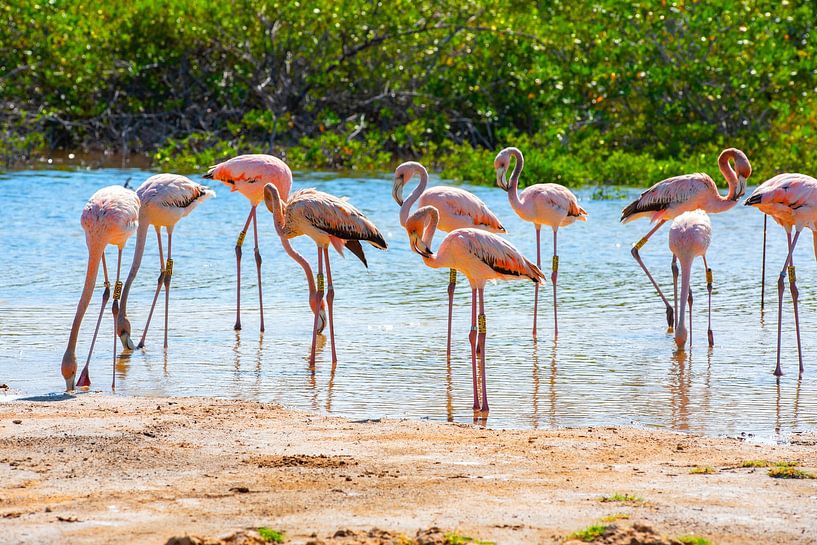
1 169 815 441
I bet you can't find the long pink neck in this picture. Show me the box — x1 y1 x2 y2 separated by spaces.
63 238 105 360
506 148 525 214
715 151 740 208
400 166 429 227
118 219 149 316
268 197 317 306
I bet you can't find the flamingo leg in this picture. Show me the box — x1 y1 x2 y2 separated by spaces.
704 257 714 347
533 226 541 338
671 255 679 332
138 226 165 349
111 247 124 391
687 286 693 348
252 206 265 332
162 230 173 348
630 220 673 328
323 247 338 364
234 207 254 331
761 215 767 311
787 231 804 375
77 253 110 388
551 228 559 337
468 288 479 411
774 229 801 376
309 248 324 367
477 287 488 412
446 269 456 362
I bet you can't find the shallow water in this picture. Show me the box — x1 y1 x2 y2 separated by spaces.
1 169 815 440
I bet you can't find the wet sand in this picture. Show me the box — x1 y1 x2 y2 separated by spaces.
1 394 816 544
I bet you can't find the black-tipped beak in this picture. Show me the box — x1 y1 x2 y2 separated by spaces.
495 167 508 190
202 172 213 179
392 177 405 206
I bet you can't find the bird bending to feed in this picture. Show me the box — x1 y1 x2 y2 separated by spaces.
61 185 140 391
745 173 817 376
403 204 545 412
668 210 713 349
203 154 292 332
263 184 387 365
393 161 505 361
620 148 751 329
494 147 587 338
117 174 215 350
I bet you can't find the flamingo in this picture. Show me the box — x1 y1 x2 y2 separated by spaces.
494 147 588 337
61 185 140 391
403 204 545 412
745 173 817 376
203 154 292 332
117 174 215 350
620 148 751 328
393 161 505 360
263 184 387 365
668 210 714 350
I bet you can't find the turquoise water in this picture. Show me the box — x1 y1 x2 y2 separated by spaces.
1 169 815 440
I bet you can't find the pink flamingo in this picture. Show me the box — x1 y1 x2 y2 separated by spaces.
621 148 751 328
668 210 714 350
61 185 140 391
203 154 292 332
494 147 588 337
263 184 387 365
393 161 505 360
745 173 817 376
117 174 215 350
403 205 545 412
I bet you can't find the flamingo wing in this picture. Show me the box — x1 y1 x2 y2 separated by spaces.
139 174 215 210
455 229 544 283
524 184 587 220
745 173 817 209
621 174 714 223
423 187 506 232
291 189 388 249
203 154 292 200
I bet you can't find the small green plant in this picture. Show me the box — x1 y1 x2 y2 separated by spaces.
768 466 816 479
739 460 770 468
567 524 608 542
677 536 712 545
773 461 799 468
689 466 716 475
600 513 629 523
598 493 643 504
444 532 495 545
257 528 285 543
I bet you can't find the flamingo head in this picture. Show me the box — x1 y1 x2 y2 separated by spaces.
117 314 136 351
309 294 328 334
720 148 752 199
405 207 436 258
61 351 77 392
674 326 688 350
392 162 424 206
494 149 512 190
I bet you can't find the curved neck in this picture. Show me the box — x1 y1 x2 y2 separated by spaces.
418 207 444 269
279 235 316 304
400 166 429 227
717 151 739 201
119 220 149 316
507 148 524 212
64 238 105 359
266 188 287 236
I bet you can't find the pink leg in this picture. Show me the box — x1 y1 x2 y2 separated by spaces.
704 257 713 347
774 229 801 376
323 248 338 364
234 207 254 330
631 220 674 328
77 253 110 388
533 226 541 338
477 288 488 412
138 226 165 349
111 247 124 391
252 206 265 332
162 230 173 348
671 255 679 332
551 228 559 338
687 286 693 348
468 288 479 410
309 248 324 367
787 231 804 375
761 215 767 311
446 269 456 362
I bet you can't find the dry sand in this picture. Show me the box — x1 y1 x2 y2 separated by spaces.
1 394 816 544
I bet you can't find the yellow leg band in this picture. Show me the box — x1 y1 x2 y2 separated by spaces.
552 255 559 272
165 258 174 277
788 265 796 284
113 280 123 301
317 272 325 292
478 314 486 334
236 231 247 247
634 237 648 250
449 269 457 284
706 269 713 284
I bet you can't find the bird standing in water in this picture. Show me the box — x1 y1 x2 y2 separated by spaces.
61 185 139 391
494 147 587 338
117 174 215 350
203 154 292 332
393 161 505 360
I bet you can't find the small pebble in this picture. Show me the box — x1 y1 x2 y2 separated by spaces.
12 420 21 425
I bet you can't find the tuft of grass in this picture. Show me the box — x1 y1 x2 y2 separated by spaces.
597 493 643 504
257 528 285 543
689 466 716 475
600 513 629 523
444 532 495 545
677 536 712 545
773 460 799 468
767 466 816 479
739 459 770 468
567 524 608 542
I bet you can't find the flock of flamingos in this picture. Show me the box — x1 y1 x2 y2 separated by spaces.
59 147 816 412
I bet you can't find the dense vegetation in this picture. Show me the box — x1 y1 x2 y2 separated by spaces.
2 0 816 186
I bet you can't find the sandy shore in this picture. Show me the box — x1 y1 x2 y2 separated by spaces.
1 394 816 545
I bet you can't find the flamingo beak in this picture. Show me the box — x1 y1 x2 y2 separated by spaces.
119 331 135 351
737 175 747 199
317 308 327 334
392 176 405 206
65 375 75 392
410 234 433 258
495 166 508 190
